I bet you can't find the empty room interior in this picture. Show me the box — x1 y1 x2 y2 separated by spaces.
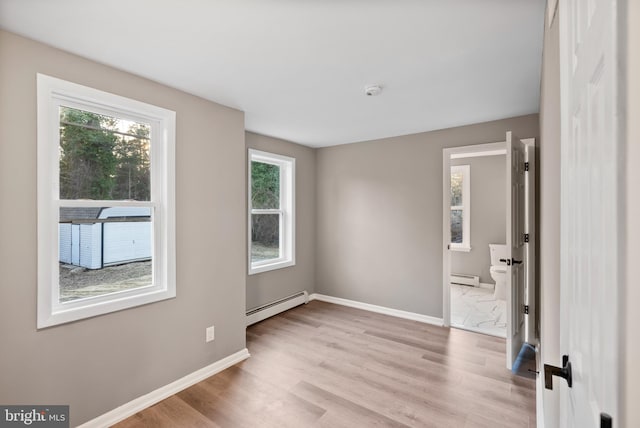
0 1 638 427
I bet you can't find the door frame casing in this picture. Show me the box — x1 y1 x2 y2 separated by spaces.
442 139 536 342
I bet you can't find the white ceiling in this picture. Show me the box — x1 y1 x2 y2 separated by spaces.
0 0 545 147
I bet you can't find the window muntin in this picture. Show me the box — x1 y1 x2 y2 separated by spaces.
248 150 295 274
450 165 470 251
37 74 175 328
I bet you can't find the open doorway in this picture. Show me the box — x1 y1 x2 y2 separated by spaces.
442 134 536 370
449 149 508 338
448 142 507 338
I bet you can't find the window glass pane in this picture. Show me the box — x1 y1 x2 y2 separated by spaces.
251 213 280 262
59 206 152 302
451 209 463 244
59 106 151 201
451 171 463 206
251 161 280 209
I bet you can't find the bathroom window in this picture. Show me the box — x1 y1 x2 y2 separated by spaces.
248 149 295 274
450 165 470 251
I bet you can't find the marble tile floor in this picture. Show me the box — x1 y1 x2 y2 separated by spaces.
450 283 506 338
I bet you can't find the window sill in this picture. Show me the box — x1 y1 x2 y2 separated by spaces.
450 246 472 252
38 285 176 329
249 259 295 275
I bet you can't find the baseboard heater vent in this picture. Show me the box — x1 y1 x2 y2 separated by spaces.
450 273 480 287
246 291 309 326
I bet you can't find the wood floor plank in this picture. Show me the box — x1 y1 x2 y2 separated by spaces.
176 382 256 428
114 301 536 427
114 395 220 428
177 366 325 428
291 381 411 428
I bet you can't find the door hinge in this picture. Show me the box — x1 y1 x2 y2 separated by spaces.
524 233 530 243
600 413 612 428
523 305 529 314
524 162 530 171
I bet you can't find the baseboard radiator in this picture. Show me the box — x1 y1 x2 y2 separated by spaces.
246 291 309 326
450 273 480 287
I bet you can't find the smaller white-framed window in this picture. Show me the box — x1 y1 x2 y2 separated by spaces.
450 164 471 251
248 149 295 275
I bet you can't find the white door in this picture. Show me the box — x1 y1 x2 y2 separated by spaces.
103 222 152 265
505 131 527 370
523 140 536 345
558 0 619 426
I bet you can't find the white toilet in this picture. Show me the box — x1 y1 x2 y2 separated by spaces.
489 244 508 300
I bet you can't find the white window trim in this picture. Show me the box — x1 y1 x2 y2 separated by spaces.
36 74 176 328
450 164 471 252
248 149 295 275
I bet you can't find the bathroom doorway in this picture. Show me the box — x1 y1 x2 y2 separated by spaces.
442 134 536 369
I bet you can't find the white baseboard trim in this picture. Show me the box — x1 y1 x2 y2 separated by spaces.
309 293 443 327
478 282 495 290
77 348 250 428
449 282 494 290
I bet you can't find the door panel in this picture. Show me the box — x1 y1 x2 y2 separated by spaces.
559 0 619 425
524 141 536 344
506 131 526 369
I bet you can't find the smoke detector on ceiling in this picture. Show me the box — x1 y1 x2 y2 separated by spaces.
364 85 382 96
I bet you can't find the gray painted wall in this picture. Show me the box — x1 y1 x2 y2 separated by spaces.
0 31 247 426
315 115 539 318
450 155 506 285
245 132 316 310
539 7 561 427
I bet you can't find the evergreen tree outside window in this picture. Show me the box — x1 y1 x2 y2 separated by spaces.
248 149 295 274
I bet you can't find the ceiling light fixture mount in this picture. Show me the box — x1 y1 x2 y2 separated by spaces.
364 85 382 96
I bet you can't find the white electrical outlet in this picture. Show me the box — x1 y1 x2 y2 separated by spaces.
206 326 215 342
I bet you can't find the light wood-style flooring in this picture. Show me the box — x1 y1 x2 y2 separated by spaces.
115 300 536 427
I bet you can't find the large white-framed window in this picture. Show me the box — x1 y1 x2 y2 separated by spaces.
37 74 176 328
248 149 295 275
450 164 471 251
